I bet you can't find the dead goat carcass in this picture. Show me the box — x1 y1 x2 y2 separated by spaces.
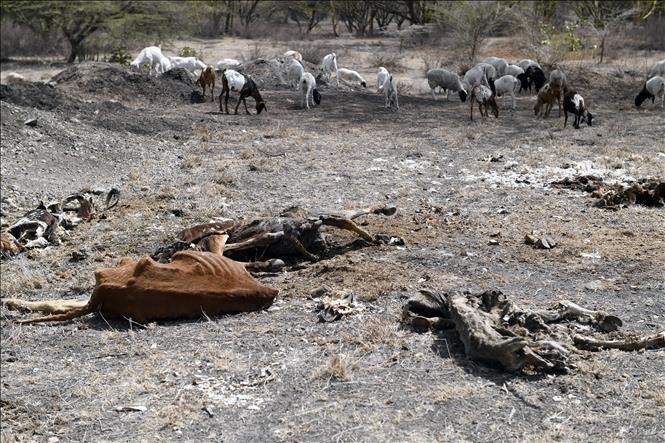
552 176 664 208
0 188 120 258
403 290 664 373
4 250 278 324
152 204 399 269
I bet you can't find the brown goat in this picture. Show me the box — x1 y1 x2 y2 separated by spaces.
196 65 216 102
469 84 499 120
534 82 562 118
10 251 278 324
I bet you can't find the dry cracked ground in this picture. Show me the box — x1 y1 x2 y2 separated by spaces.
1 39 664 442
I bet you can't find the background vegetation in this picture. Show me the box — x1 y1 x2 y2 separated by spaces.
1 0 663 63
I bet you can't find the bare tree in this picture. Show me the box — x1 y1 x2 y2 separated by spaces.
574 0 635 63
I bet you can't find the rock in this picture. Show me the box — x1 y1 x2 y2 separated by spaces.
24 118 37 127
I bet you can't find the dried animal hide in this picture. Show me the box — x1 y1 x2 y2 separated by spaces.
552 176 664 208
403 290 664 373
7 251 278 324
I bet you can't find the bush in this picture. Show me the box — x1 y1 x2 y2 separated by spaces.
299 43 330 64
179 46 199 57
108 47 132 65
370 53 404 73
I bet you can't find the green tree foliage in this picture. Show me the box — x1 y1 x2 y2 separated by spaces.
1 0 182 63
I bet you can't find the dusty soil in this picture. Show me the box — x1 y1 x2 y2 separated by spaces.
1 37 665 442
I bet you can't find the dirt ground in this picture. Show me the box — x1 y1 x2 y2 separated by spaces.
1 36 664 442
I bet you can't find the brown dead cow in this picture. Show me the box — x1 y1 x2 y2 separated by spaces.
197 65 216 102
151 204 399 270
5 251 278 324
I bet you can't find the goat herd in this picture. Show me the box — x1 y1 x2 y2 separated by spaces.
130 46 664 124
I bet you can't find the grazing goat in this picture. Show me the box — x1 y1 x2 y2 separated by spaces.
377 67 389 93
549 69 567 116
489 75 520 109
216 58 243 71
481 56 508 77
505 64 524 77
283 57 305 89
10 251 279 324
635 76 665 108
648 59 665 78
336 68 367 88
464 65 488 87
219 69 245 113
427 68 468 102
322 53 339 86
382 74 399 111
469 84 498 120
517 59 542 71
563 90 594 129
474 63 497 81
169 56 207 73
130 46 170 76
196 65 216 102
518 65 546 93
534 83 561 118
300 72 321 110
284 50 303 61
234 76 267 115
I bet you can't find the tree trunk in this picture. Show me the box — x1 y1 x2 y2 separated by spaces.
599 34 606 63
67 38 83 63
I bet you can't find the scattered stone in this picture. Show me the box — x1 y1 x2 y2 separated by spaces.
525 233 557 249
70 249 88 262
24 118 37 126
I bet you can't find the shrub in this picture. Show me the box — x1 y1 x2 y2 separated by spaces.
179 46 198 57
108 47 132 65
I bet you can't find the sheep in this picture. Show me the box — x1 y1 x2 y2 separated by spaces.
518 65 546 93
219 69 246 113
4 72 25 84
336 68 367 88
377 66 389 93
284 57 305 89
563 89 594 129
382 74 399 111
284 50 303 61
232 76 267 115
216 58 243 71
322 53 339 86
196 65 216 102
474 62 497 82
427 68 468 102
548 69 567 116
481 56 508 77
488 75 520 109
517 59 542 71
534 82 562 118
169 56 207 73
300 72 321 110
130 46 169 76
648 59 665 79
464 65 488 87
469 84 498 120
635 76 665 108
505 64 524 77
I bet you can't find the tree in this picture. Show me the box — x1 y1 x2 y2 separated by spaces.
1 0 181 62
336 0 373 36
372 0 435 25
574 0 635 63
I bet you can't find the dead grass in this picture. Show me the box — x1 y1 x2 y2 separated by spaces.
310 353 354 382
370 53 404 73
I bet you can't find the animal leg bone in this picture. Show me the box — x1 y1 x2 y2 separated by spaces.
319 216 375 242
3 298 88 314
224 231 285 253
573 332 664 351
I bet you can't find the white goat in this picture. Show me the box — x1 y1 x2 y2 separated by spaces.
505 64 524 77
635 76 665 108
169 56 206 73
130 46 170 76
284 50 303 61
300 72 321 110
517 59 542 71
322 53 339 86
427 68 468 102
336 68 367 88
490 75 520 109
474 62 497 81
377 67 389 93
284 58 304 89
464 65 488 87
382 74 399 111
223 69 246 92
216 58 243 71
481 57 508 77
648 59 665 79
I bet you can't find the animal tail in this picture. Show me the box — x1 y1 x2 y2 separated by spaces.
16 305 93 324
313 89 321 105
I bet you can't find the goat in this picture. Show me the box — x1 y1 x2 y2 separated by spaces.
322 53 339 86
517 59 542 72
563 89 594 129
219 69 248 114
130 46 170 76
284 50 303 61
336 68 367 88
382 74 399 111
216 58 243 71
518 65 546 93
9 251 279 324
464 65 490 88
534 83 562 118
488 75 520 109
196 65 216 102
427 68 468 102
377 67 389 93
469 84 498 120
169 56 207 73
635 76 665 108
300 72 321 110
234 76 267 115
648 59 665 79
549 69 567 116
481 56 508 77
283 57 305 89
474 63 497 82
505 64 524 77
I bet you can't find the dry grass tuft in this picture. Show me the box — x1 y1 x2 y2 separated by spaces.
370 53 404 73
396 80 413 96
310 354 353 382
